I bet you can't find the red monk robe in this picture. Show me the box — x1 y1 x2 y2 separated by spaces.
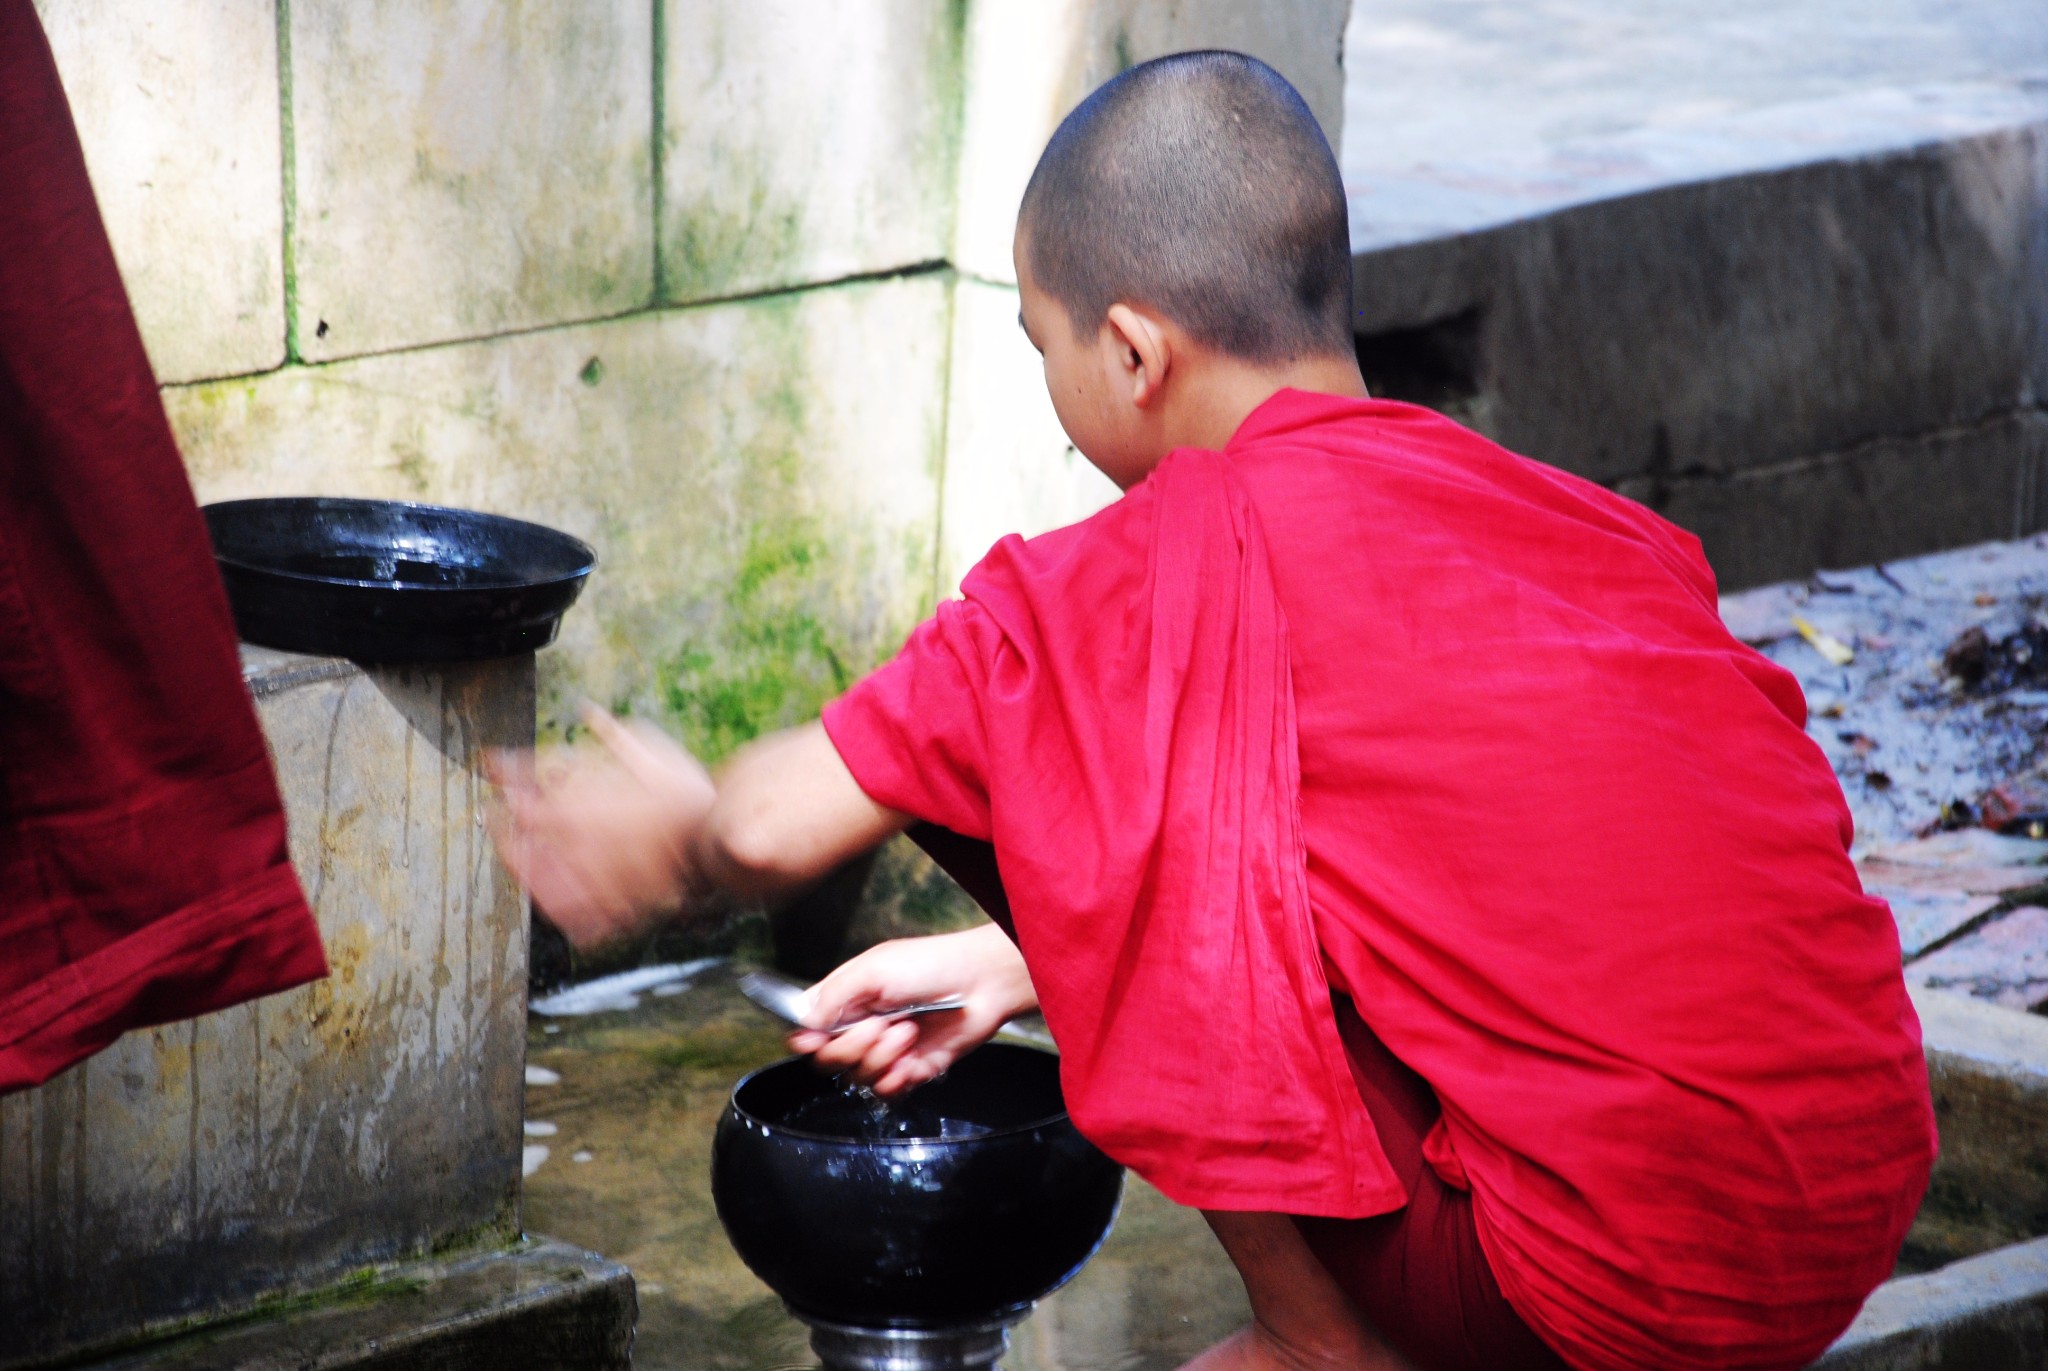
0 3 328 1092
824 388 1936 1371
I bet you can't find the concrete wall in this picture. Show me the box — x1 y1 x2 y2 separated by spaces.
35 0 1347 749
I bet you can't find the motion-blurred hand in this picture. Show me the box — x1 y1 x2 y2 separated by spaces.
486 705 714 951
791 923 1037 1096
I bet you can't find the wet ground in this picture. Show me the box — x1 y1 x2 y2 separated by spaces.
520 970 1247 1371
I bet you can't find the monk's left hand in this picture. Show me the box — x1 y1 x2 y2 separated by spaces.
486 705 715 950
791 924 1037 1096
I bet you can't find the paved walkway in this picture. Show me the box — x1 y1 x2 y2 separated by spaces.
1342 0 2048 248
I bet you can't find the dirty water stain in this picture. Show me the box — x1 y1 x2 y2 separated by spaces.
187 1021 200 1238
521 975 1247 1371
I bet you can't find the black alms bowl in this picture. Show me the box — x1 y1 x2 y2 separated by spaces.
711 1044 1124 1328
203 497 594 661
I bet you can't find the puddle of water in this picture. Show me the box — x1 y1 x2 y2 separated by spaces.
530 958 725 1017
521 972 1248 1371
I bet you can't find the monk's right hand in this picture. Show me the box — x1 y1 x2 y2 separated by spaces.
485 705 715 951
792 924 1038 1097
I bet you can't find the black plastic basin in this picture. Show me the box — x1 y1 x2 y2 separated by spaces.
711 1044 1124 1328
203 496 595 661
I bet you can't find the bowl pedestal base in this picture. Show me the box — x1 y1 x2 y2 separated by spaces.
799 1308 1028 1371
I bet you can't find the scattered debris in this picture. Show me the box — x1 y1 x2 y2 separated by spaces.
1943 626 1991 686
522 1144 550 1178
524 1120 558 1138
1941 620 2048 696
1980 775 2048 838
1792 615 1855 666
525 1065 561 1087
572 1150 595 1164
1931 798 1977 832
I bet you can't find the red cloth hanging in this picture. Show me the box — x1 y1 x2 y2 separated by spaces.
824 389 1936 1370
0 2 328 1094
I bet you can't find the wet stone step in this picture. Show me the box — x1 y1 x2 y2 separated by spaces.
85 1238 632 1371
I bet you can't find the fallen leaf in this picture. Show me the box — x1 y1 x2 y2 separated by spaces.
1793 615 1855 666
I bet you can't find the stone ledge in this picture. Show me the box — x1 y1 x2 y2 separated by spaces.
1353 115 2048 484
73 1238 632 1371
1621 408 2048 589
1906 987 2048 1268
1819 1234 2048 1369
239 644 358 697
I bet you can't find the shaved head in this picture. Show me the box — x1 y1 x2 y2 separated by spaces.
1019 51 1353 365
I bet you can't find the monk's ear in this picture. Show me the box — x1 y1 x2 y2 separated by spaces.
1104 303 1171 409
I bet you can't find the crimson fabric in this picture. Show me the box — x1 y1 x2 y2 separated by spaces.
1298 995 1572 1371
0 4 328 1094
823 388 1935 1371
852 445 1391 1213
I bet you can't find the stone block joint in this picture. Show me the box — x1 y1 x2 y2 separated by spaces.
275 0 299 366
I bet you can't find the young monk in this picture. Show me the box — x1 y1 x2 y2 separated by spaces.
493 52 1935 1371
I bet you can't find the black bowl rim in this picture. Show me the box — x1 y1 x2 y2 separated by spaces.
203 496 597 591
729 1045 1071 1147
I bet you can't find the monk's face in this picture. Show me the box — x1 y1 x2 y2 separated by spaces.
1015 239 1170 491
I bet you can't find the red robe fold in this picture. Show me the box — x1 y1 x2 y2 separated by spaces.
825 388 1935 1371
0 3 328 1093
866 452 1392 1213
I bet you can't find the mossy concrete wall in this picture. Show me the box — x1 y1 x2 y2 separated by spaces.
36 0 1344 751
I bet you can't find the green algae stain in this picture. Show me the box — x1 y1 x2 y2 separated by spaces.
659 523 855 762
650 292 914 762
667 190 806 305
1113 27 1136 75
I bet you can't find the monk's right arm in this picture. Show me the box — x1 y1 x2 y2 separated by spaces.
489 712 909 951
697 721 910 897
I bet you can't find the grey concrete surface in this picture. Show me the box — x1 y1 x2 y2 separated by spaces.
1343 0 2048 249
0 649 535 1367
1819 1234 2048 1369
1906 987 2048 1270
84 1237 633 1371
1344 0 2048 588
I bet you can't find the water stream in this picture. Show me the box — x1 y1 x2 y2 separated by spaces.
521 970 1249 1370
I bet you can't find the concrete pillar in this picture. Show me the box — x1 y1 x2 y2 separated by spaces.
0 648 537 1367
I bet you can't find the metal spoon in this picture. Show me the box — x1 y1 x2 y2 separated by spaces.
736 970 968 1036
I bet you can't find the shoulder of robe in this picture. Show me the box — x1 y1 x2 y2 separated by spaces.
958 477 1161 615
